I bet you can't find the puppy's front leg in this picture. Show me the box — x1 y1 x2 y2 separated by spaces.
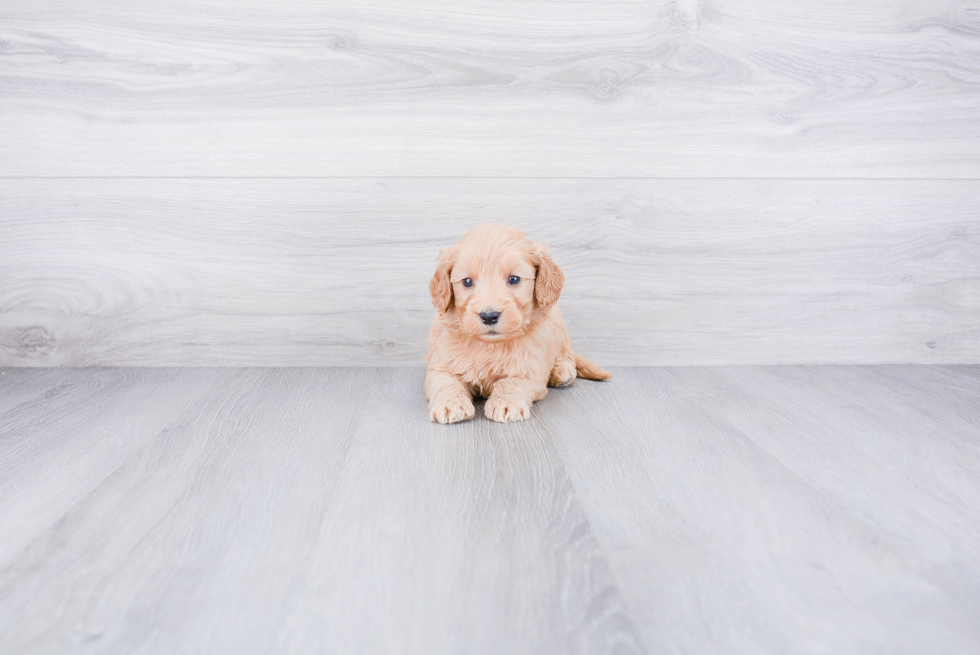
426 369 475 424
485 377 547 423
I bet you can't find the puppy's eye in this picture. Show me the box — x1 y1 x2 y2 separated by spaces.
461 278 474 288
508 275 521 285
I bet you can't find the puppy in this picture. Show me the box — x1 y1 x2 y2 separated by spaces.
425 223 611 424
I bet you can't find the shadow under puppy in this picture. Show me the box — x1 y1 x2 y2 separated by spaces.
426 223 611 423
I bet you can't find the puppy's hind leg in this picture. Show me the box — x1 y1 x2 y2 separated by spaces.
548 355 577 387
426 369 476 424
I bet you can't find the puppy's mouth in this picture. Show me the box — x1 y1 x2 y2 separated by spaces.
478 329 506 341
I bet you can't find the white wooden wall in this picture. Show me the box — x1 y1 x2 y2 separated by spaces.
1 0 978 366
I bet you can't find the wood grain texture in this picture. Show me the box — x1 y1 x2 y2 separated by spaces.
1 178 977 367
1 366 979 653
1 0 979 177
0 368 643 654
545 366 980 655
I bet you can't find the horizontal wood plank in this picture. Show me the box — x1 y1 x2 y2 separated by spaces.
1 178 977 366
1 0 979 177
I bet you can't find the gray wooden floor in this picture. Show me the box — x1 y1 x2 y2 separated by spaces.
1 366 978 654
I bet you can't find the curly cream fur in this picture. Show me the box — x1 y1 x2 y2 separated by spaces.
425 223 611 424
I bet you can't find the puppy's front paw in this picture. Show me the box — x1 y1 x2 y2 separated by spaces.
484 394 532 423
430 394 475 424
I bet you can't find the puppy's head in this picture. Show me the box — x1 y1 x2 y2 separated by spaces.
430 223 563 342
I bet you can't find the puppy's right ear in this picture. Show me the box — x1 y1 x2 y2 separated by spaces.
429 247 456 313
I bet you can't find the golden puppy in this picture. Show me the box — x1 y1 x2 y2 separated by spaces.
425 223 611 424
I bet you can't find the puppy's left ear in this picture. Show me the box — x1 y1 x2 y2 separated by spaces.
429 246 456 314
532 244 564 310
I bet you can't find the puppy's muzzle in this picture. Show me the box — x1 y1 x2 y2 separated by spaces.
479 310 501 326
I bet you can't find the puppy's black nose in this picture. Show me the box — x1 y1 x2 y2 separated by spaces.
479 310 501 326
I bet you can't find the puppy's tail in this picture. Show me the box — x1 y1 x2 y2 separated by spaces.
575 354 612 381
